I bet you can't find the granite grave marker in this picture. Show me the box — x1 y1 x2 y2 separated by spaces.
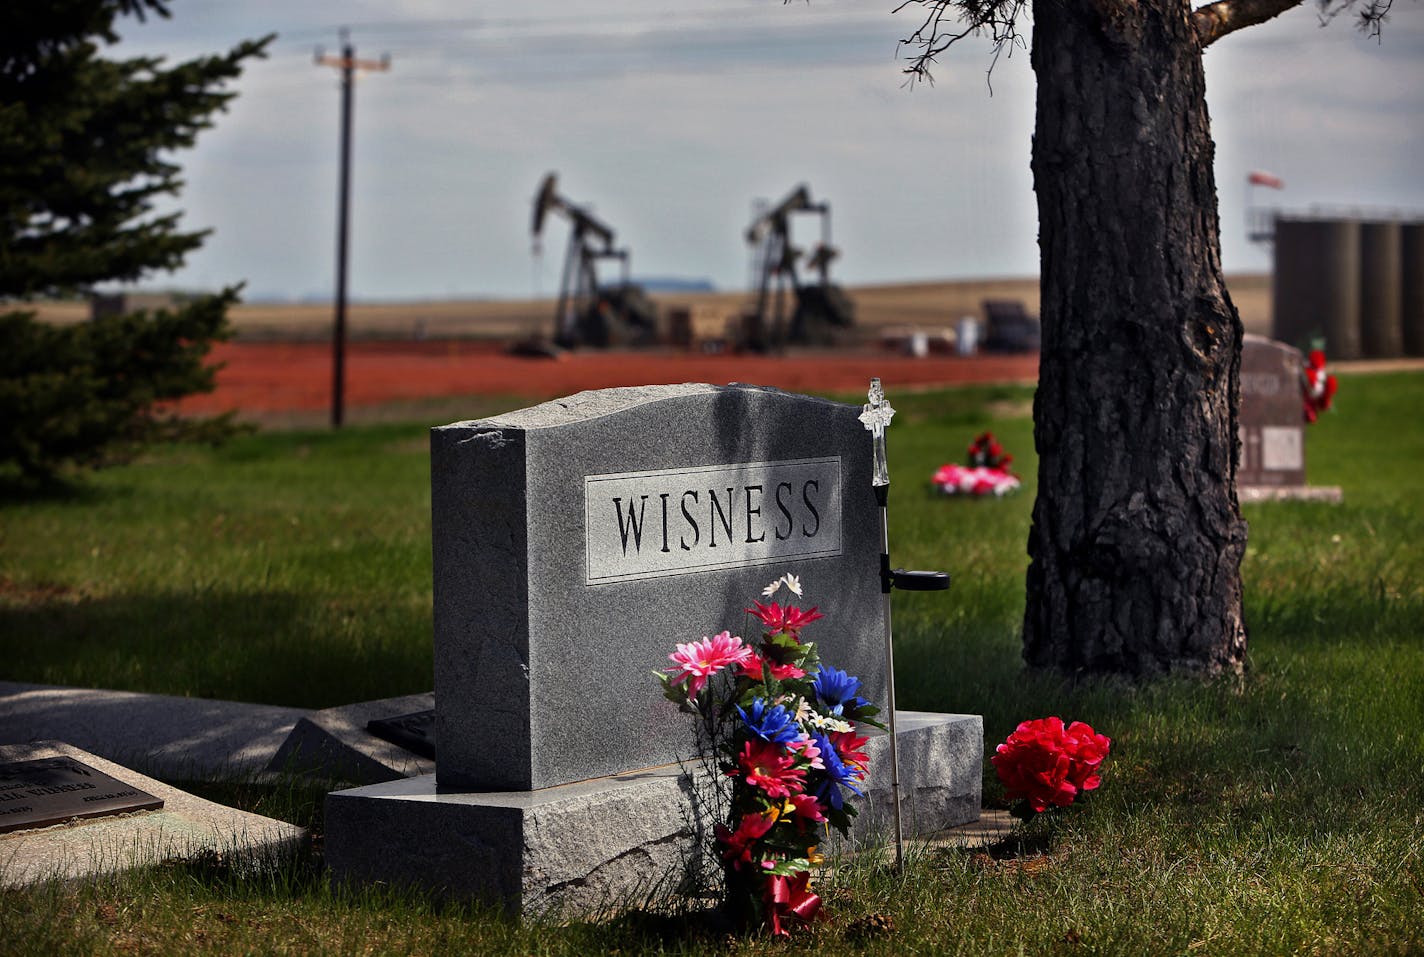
1238 335 1342 502
325 383 983 914
1239 335 1306 488
431 383 885 791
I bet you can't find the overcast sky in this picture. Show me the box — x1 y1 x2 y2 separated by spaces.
112 0 1424 302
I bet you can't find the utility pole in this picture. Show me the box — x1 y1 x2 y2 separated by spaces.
316 30 389 428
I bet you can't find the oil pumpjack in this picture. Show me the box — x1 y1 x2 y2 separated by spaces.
744 184 855 349
530 173 657 348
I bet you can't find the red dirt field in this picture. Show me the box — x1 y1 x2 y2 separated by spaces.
174 340 1040 417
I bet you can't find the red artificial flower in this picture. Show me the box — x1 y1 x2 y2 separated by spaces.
1302 349 1339 424
762 870 822 937
829 730 870 772
788 793 826 825
715 811 776 870
737 651 806 683
1061 720 1112 793
746 600 824 636
991 716 1112 813
731 739 806 799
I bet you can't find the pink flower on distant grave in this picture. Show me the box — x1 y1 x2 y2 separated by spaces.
746 601 824 636
731 739 806 799
666 631 754 699
932 463 1020 497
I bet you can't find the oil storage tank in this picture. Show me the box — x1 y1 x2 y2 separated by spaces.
1403 222 1424 357
1273 217 1362 358
1359 221 1404 358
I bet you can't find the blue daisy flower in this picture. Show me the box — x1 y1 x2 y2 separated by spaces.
736 698 801 745
812 666 871 716
811 732 865 811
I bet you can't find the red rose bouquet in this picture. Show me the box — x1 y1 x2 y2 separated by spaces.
991 716 1111 817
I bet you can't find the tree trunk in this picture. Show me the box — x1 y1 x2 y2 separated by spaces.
1024 0 1248 675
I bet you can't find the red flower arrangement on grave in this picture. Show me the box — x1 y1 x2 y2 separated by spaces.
657 572 880 937
991 716 1111 817
1301 349 1338 424
932 431 1021 497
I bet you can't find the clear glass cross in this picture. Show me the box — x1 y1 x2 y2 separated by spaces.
859 377 895 487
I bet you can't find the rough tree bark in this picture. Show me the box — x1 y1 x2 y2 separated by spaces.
1023 0 1249 675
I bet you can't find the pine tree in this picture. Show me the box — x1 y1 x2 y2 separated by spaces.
0 0 270 484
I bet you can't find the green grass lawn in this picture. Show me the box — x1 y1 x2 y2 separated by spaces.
2 374 1422 954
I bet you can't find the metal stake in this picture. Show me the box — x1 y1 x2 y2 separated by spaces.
859 377 903 871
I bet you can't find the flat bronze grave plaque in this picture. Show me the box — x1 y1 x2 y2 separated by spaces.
0 756 163 834
367 710 436 761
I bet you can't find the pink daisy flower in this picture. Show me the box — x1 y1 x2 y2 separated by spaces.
666 631 753 699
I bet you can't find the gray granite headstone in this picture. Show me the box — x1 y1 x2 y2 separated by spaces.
1239 335 1306 489
432 383 885 791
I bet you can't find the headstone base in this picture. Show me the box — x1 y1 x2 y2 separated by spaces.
0 742 305 888
1239 485 1344 504
325 711 981 917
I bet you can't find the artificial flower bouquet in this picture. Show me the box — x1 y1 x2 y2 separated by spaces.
656 573 881 936
932 431 1021 497
1301 348 1338 424
991 716 1111 819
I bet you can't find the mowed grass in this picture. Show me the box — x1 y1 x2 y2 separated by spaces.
2 373 1422 954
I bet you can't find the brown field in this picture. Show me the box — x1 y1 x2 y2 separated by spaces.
27 274 1274 340
24 275 1276 423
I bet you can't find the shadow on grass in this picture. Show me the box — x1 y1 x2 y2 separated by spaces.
0 588 430 708
0 472 119 505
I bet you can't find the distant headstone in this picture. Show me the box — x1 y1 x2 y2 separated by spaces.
0 756 162 834
430 384 885 791
1239 335 1306 489
1238 335 1343 503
